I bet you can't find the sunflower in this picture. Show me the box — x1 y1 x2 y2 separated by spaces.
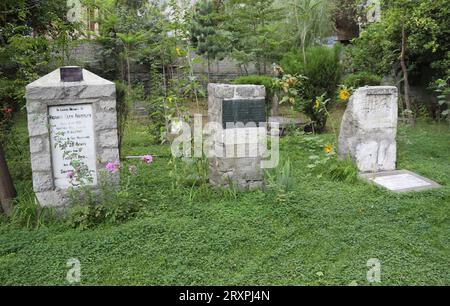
324 145 333 154
339 89 350 101
314 99 321 110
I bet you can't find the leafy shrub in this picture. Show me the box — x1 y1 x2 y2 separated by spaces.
281 46 342 132
342 72 382 89
0 78 24 140
233 75 274 106
66 171 142 230
169 157 209 188
431 76 450 119
300 136 358 183
281 45 342 99
10 191 57 229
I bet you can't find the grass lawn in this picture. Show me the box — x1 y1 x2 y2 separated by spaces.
0 115 449 286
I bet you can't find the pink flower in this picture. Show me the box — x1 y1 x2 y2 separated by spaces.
3 108 12 114
141 155 153 164
67 171 75 179
106 161 120 173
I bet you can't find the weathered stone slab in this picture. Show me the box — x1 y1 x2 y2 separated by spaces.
338 86 398 172
360 170 442 193
26 67 119 209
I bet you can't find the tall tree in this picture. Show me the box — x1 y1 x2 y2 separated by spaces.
190 0 229 80
285 0 333 64
225 0 283 75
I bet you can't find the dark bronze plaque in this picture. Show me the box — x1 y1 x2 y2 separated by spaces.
222 99 266 128
60 67 83 82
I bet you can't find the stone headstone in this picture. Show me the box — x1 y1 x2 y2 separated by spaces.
338 86 398 173
26 67 119 209
208 84 267 190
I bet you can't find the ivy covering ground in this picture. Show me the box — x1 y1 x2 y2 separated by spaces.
0 116 449 285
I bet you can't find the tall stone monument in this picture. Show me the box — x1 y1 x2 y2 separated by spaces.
26 67 119 208
338 86 398 173
208 84 267 190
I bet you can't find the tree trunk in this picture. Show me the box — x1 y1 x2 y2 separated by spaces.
0 143 16 216
400 26 415 127
126 56 131 92
207 57 211 83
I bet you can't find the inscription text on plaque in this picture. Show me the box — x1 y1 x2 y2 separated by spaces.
49 104 97 188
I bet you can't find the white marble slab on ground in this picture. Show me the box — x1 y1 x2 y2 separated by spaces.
360 170 442 193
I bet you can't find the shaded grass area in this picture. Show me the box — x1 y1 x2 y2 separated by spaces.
0 116 449 285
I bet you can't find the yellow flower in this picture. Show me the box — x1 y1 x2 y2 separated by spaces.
339 89 350 101
314 99 321 110
324 145 333 154
289 97 296 104
176 47 183 57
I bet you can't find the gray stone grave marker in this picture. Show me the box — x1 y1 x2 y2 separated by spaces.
339 86 443 193
208 84 267 190
26 67 119 209
338 86 398 173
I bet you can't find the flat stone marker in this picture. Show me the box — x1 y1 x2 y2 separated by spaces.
360 170 442 193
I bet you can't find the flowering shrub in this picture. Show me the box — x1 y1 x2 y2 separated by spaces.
300 136 358 183
67 155 154 229
0 105 14 142
300 93 331 132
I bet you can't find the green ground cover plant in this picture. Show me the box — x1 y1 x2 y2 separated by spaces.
0 115 448 286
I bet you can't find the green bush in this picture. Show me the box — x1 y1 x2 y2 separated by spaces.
281 46 342 132
233 75 274 105
67 170 143 229
342 72 382 89
281 45 342 99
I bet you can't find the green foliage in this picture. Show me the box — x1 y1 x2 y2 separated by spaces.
431 76 450 119
169 157 209 189
281 46 342 131
190 0 229 67
10 192 57 229
1 115 450 285
225 0 284 74
300 135 358 183
281 46 342 99
284 0 334 62
342 72 382 88
302 93 332 132
66 170 143 230
347 0 450 119
115 81 130 158
266 158 294 193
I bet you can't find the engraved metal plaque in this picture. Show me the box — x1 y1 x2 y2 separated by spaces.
60 66 83 82
222 99 266 128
